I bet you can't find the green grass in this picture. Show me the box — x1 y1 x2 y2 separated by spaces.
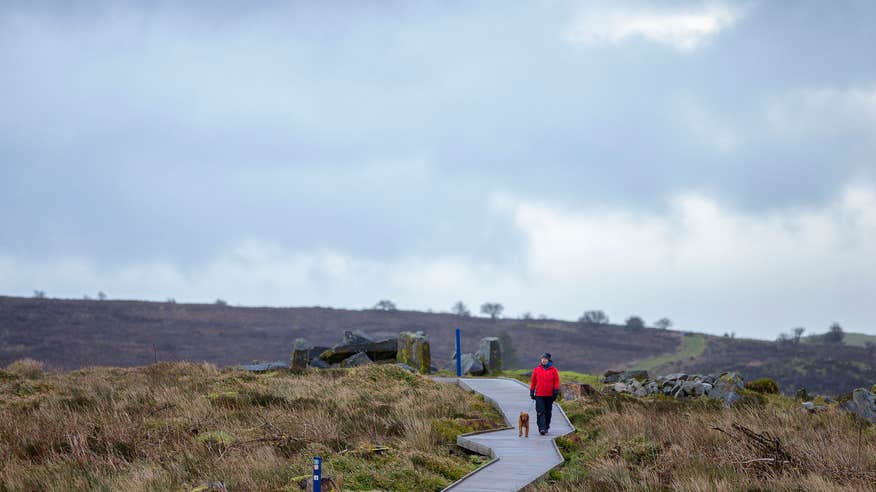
498 369 603 388
802 331 876 347
626 334 707 372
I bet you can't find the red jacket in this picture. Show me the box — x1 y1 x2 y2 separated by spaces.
530 363 560 397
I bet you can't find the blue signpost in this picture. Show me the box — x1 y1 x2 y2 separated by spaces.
313 456 322 492
455 328 462 377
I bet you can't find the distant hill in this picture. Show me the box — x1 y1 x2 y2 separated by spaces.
802 331 876 347
1 296 873 395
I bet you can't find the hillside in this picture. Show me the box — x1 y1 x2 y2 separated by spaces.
0 361 505 491
3 361 874 491
1 296 874 396
803 331 876 347
0 296 679 372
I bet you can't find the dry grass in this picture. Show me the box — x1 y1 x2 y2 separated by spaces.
0 361 503 491
527 392 876 491
4 358 45 379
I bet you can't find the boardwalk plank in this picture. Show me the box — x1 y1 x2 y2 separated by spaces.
438 377 575 492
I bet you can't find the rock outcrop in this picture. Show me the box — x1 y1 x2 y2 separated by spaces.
396 331 431 374
603 370 648 384
606 371 747 406
319 331 398 363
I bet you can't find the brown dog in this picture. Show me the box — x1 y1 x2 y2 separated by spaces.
518 411 530 438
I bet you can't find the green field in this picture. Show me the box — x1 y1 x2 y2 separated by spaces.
626 334 707 372
802 331 876 347
498 368 603 388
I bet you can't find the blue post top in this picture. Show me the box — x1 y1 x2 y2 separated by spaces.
455 328 462 377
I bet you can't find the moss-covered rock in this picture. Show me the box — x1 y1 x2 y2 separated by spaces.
397 331 431 374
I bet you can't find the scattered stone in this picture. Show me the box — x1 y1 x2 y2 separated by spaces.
395 362 417 373
605 370 746 406
397 331 432 374
603 369 648 383
308 357 330 369
801 401 828 413
840 388 876 424
476 337 503 374
340 351 373 368
240 361 289 372
290 338 312 372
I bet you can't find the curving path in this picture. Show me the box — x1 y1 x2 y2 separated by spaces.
435 377 575 492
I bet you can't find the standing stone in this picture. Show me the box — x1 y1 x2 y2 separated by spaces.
477 337 503 374
397 331 432 374
291 338 312 373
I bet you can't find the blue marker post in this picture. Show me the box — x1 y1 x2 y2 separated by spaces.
455 328 462 377
313 456 322 492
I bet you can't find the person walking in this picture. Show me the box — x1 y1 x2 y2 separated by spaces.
529 352 560 435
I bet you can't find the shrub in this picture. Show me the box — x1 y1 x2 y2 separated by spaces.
5 359 45 379
744 378 779 394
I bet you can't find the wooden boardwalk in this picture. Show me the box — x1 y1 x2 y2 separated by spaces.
436 377 575 492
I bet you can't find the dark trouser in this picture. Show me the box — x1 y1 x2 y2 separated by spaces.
535 395 555 431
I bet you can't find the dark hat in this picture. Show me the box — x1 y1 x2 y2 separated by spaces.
540 352 551 360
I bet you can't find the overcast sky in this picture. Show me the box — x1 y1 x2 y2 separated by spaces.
2 1 875 339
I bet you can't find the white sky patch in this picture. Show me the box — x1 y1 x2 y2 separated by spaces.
566 3 747 52
2 184 876 339
679 98 742 152
766 84 876 139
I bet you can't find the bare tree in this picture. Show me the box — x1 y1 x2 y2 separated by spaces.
480 303 504 320
521 311 533 320
624 316 645 330
822 322 844 344
654 318 673 330
451 301 470 317
579 310 609 325
374 299 397 311
97 291 107 301
215 299 228 306
792 326 805 344
33 290 46 299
